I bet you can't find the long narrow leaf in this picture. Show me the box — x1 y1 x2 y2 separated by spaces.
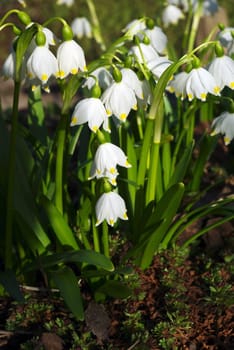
51 267 84 320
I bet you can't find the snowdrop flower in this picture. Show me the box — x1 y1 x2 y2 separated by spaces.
143 26 168 54
71 17 92 39
57 0 74 6
208 55 234 91
2 50 16 80
147 56 173 81
218 27 234 56
57 40 87 79
211 111 234 145
70 97 109 133
168 71 189 99
82 67 113 90
101 81 137 121
121 68 144 100
184 67 220 101
162 4 184 27
95 191 128 226
130 43 159 65
89 142 131 185
123 19 146 37
27 45 58 85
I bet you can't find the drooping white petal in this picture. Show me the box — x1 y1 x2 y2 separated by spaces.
144 26 168 54
130 43 159 64
147 56 173 80
211 111 234 145
95 191 128 226
57 40 86 78
26 46 58 84
101 81 137 121
71 17 92 39
71 97 109 132
89 142 131 184
121 68 144 99
162 4 184 28
82 67 113 90
208 55 234 91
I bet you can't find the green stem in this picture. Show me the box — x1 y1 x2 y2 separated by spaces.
102 221 109 258
92 218 100 253
137 118 154 187
5 80 21 269
187 0 203 52
86 0 106 51
55 112 67 214
145 100 164 204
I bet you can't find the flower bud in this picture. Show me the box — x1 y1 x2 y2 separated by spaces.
124 55 133 68
17 11 31 26
142 35 150 45
103 179 113 193
215 42 224 57
62 24 73 41
35 30 46 46
91 82 101 98
146 18 155 30
192 56 200 69
13 25 21 36
112 65 122 82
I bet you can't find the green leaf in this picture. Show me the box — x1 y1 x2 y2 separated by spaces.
15 24 37 79
40 195 79 249
95 280 132 299
139 183 185 269
51 267 84 320
0 270 24 302
27 249 114 271
168 141 194 187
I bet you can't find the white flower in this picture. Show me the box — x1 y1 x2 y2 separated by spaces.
2 50 16 80
184 67 220 101
70 97 109 132
82 67 113 90
121 68 144 99
147 56 173 81
57 0 74 6
211 111 234 145
101 81 137 121
42 28 58 46
95 191 128 226
218 27 234 56
57 40 86 78
168 71 189 99
89 142 131 185
208 55 234 91
143 26 168 54
162 4 184 27
71 17 92 39
123 19 146 37
26 45 58 84
130 43 159 65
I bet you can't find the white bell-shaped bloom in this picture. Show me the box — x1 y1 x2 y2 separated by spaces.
184 67 220 101
162 4 184 27
2 50 16 80
121 68 144 100
218 27 234 56
95 191 128 226
130 43 159 65
168 71 189 99
42 28 58 46
208 55 234 91
123 19 146 37
82 67 113 90
89 142 131 185
211 111 234 145
70 97 109 133
167 0 189 12
147 56 173 81
57 40 86 79
57 0 74 6
101 81 137 121
71 17 92 39
27 45 58 84
144 26 168 54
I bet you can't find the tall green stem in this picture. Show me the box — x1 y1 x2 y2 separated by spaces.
55 112 67 214
187 1 203 53
86 0 106 51
5 80 21 269
102 221 109 258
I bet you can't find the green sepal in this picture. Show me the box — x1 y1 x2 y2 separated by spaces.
62 24 73 41
17 11 31 26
